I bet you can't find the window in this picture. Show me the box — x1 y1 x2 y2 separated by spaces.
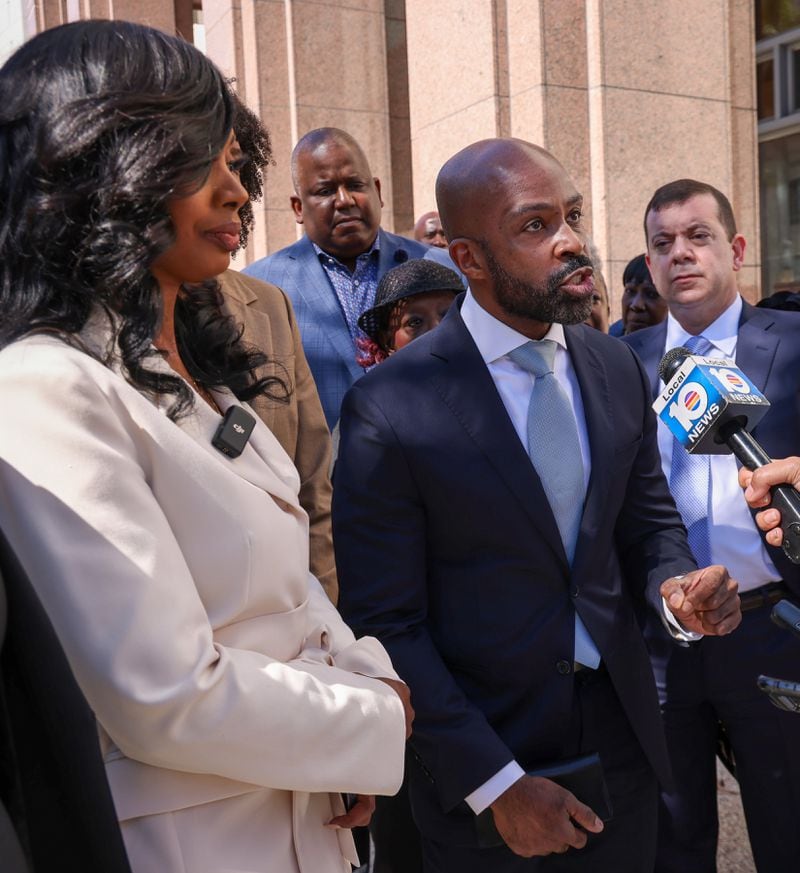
757 30 800 131
757 9 800 293
760 133 800 294
757 1 800 40
758 56 776 120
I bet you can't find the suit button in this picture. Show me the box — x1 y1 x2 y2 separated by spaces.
571 586 579 597
556 659 572 675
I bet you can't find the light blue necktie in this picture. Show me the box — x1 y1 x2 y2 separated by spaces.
668 334 714 568
509 340 600 669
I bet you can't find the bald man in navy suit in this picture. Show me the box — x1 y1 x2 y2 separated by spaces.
333 141 740 872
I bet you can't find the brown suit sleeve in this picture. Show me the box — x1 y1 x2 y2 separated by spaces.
281 294 338 603
218 271 338 603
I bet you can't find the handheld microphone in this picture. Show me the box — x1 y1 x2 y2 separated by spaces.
758 600 800 714
772 599 800 639
654 347 800 564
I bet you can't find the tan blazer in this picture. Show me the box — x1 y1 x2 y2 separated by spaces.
219 269 338 602
0 327 406 872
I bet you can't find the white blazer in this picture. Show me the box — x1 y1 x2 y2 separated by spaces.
0 326 406 872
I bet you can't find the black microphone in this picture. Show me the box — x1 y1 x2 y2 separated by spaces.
771 599 800 639
757 600 800 713
211 405 256 459
656 346 800 565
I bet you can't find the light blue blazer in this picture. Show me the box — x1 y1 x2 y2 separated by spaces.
244 229 459 429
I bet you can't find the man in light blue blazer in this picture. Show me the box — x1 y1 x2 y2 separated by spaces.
244 128 438 430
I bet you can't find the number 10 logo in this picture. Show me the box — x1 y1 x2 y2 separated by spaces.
668 382 709 431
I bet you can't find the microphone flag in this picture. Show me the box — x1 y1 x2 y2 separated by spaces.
653 352 770 455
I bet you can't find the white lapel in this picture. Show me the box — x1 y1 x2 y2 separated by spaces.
82 311 302 511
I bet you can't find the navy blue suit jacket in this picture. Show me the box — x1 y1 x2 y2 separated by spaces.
622 300 800 592
243 229 430 429
332 301 695 845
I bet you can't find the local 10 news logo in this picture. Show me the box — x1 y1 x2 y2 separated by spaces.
654 357 767 451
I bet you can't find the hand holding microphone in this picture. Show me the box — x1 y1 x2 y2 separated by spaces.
739 457 800 547
655 347 800 565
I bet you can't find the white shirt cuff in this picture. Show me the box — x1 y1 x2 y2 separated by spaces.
662 595 703 641
464 761 526 814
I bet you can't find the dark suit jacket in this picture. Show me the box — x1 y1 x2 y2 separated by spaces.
243 229 430 429
622 300 800 592
332 301 695 845
0 531 131 872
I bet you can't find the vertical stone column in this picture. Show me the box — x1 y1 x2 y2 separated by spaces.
406 2 590 241
385 0 413 235
205 0 296 260
584 0 759 309
109 0 176 32
507 1 592 244
34 1 176 37
205 0 397 262
405 0 758 311
289 0 395 230
405 0 509 218
406 2 592 245
727 0 759 301
36 0 66 30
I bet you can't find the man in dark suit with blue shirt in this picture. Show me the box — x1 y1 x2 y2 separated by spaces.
623 179 800 873
244 128 435 430
332 140 740 872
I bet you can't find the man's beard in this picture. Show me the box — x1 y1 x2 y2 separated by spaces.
482 245 594 325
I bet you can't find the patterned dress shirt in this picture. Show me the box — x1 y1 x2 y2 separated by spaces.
313 236 381 357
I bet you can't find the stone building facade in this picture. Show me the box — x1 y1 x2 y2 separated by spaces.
4 1 762 316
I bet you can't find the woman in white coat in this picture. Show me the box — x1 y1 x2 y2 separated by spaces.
0 20 409 873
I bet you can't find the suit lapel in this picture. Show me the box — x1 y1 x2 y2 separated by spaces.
736 302 780 394
429 308 569 570
141 348 302 509
376 228 411 277
219 280 277 432
633 321 667 400
288 237 362 380
565 327 615 571
203 390 303 509
736 304 800 580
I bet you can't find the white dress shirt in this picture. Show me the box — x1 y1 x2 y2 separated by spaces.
658 296 780 593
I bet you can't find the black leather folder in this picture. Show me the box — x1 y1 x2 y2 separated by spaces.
474 752 613 848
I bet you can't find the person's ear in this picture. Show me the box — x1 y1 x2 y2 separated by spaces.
290 195 303 225
448 238 486 281
731 234 746 272
374 177 384 208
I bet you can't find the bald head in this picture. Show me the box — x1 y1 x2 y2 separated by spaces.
290 127 370 192
434 137 593 339
289 127 383 268
436 139 564 241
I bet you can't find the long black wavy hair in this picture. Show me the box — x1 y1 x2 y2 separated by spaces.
0 20 287 419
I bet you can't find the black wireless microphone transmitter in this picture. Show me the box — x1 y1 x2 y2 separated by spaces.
211 406 256 459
